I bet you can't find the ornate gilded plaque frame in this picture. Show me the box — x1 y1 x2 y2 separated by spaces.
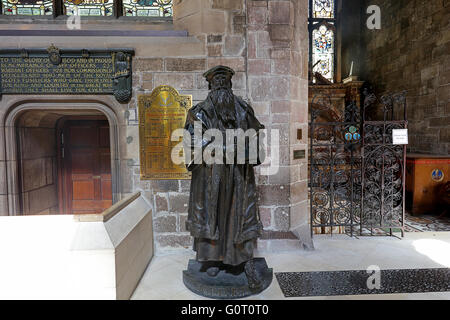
138 85 192 180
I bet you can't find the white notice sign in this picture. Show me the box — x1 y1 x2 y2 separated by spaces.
392 129 408 145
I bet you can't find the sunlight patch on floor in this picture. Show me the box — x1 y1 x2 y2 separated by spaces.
413 239 450 268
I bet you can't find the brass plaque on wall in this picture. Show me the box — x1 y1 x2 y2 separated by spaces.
293 149 306 160
138 85 192 180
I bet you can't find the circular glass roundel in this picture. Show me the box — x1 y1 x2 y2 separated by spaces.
345 133 353 141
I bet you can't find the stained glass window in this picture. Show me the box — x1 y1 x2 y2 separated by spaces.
309 0 336 82
122 0 172 17
63 0 114 16
313 0 334 19
1 0 173 16
312 24 335 81
1 0 53 15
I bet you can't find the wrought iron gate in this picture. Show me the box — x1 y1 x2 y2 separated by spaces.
309 91 407 237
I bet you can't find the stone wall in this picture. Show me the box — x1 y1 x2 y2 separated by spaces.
0 0 311 253
17 126 58 215
246 0 310 246
340 0 365 81
127 0 311 253
364 0 450 155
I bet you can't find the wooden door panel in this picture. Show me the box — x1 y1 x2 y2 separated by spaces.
71 152 95 175
72 180 95 200
62 119 112 215
100 153 111 173
72 200 112 213
101 180 112 200
71 174 95 181
93 178 101 200
72 200 112 210
99 127 110 147
70 127 97 147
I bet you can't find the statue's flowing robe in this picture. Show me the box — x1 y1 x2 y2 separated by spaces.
184 95 265 266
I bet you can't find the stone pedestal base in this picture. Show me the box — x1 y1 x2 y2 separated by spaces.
182 258 273 299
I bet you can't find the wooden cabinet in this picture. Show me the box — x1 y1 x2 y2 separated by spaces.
406 154 449 215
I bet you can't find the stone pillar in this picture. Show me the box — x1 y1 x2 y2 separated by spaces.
0 125 6 216
144 0 249 253
173 0 240 36
143 0 312 253
247 0 312 249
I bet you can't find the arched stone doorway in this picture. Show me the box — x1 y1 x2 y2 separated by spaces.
3 101 121 216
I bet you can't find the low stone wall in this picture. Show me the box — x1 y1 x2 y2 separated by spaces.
0 192 153 300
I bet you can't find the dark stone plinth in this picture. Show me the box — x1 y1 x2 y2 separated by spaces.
183 258 273 299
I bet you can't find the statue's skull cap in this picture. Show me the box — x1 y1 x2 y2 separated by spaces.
203 65 235 82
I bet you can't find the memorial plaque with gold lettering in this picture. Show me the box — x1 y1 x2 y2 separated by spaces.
0 47 134 103
139 86 192 180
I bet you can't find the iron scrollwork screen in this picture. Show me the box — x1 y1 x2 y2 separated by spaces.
309 96 362 236
361 92 408 235
309 91 408 237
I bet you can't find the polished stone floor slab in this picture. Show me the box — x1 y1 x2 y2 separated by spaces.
276 268 450 297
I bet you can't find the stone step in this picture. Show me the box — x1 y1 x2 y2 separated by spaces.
256 230 305 253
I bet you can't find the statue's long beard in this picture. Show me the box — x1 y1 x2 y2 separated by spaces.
209 88 236 126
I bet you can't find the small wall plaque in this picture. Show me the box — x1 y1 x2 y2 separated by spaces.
392 129 408 145
293 149 306 160
138 85 192 180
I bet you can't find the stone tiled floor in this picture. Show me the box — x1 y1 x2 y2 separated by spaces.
405 212 450 232
132 231 450 300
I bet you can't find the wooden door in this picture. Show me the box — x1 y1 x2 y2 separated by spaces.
61 120 112 215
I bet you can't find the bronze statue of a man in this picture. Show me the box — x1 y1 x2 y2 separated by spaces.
183 66 267 294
